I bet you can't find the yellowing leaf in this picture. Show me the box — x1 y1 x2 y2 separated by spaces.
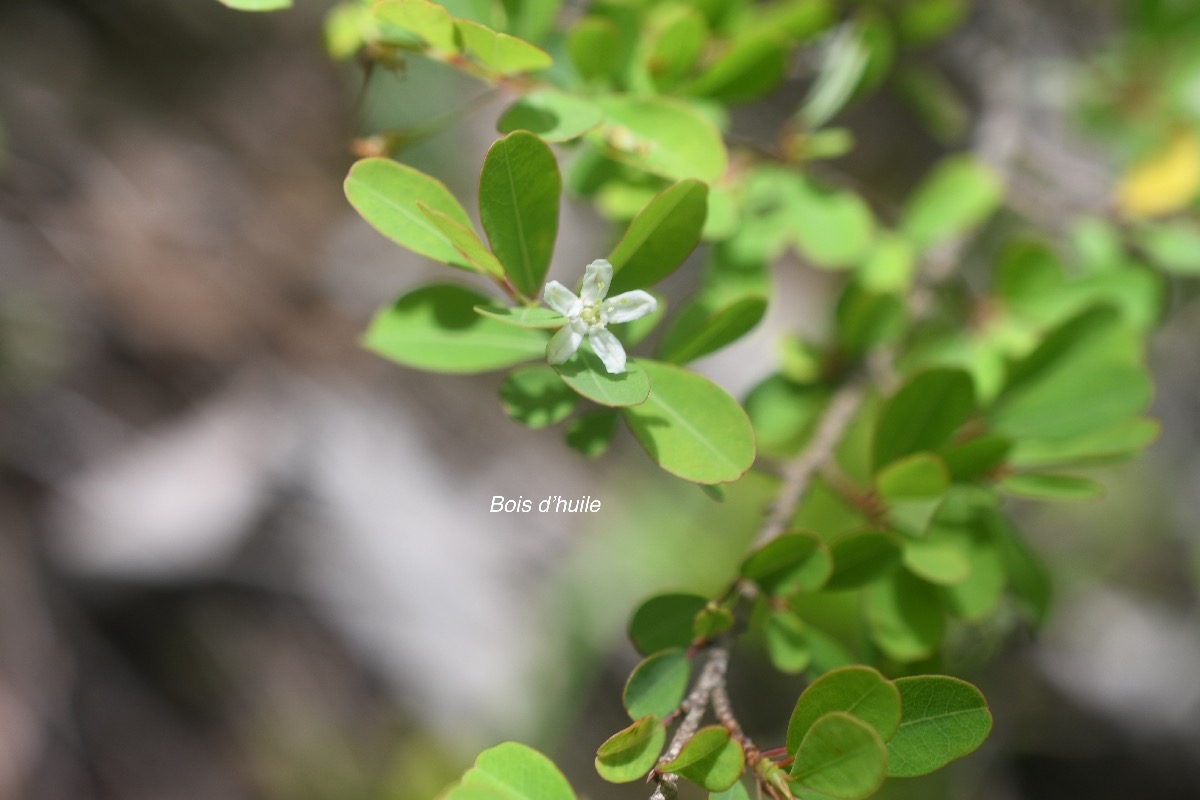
1115 129 1200 218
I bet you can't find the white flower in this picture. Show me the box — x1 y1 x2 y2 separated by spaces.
543 259 657 374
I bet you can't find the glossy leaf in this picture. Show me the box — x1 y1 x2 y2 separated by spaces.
418 203 504 278
900 155 1001 250
448 741 576 800
874 453 949 536
865 569 945 662
552 351 651 407
886 676 992 777
790 712 888 798
656 294 767 364
741 532 832 595
622 360 756 484
624 649 691 720
345 158 474 267
766 610 811 674
825 531 903 591
608 179 709 294
595 716 666 784
660 726 744 793
456 19 552 75
499 367 577 428
873 368 975 471
479 132 560 297
786 666 902 756
593 95 727 182
474 305 566 329
497 90 605 142
374 0 457 51
565 410 618 458
628 593 708 655
363 285 546 373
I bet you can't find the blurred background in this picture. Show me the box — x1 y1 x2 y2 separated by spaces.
2 1 1200 798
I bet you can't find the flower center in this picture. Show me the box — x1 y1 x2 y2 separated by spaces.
579 302 604 328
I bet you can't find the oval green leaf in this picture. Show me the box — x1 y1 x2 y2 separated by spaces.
825 530 902 591
786 666 901 756
474 305 567 329
660 726 745 793
374 0 457 52
449 741 576 800
499 367 578 428
418 203 505 278
363 284 546 373
345 158 475 268
565 410 618 458
498 90 605 142
874 452 949 536
864 569 945 662
766 610 811 674
479 131 561 297
999 472 1102 501
900 155 1002 251
886 676 992 777
608 179 710 294
628 593 708 656
456 19 552 75
596 716 666 784
741 532 832 595
790 712 888 798
593 95 728 182
873 368 975 471
621 360 756 484
552 351 651 407
624 648 691 720
656 294 767 365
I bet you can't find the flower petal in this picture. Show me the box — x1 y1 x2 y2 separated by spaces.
603 289 657 323
589 329 627 374
543 281 581 317
546 325 583 364
581 259 613 303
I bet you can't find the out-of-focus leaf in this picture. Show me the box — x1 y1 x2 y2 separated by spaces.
900 155 1001 250
500 366 577 428
497 90 605 142
1115 128 1200 218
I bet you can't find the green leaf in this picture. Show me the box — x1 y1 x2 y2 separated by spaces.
499 367 577 428
628 593 708 655
786 666 901 756
449 741 576 799
497 90 605 142
796 22 868 129
865 569 945 662
792 181 876 269
219 0 291 10
902 530 971 586
374 0 457 51
693 605 735 639
992 511 1050 625
595 716 666 784
899 155 1001 250
790 712 888 798
364 285 546 373
710 782 752 800
474 305 566 329
874 453 948 536
744 376 829 459
766 610 812 674
593 95 728 182
1135 218 1200 275
825 531 902 591
999 473 1102 501
886 676 992 777
568 16 623 83
479 132 560 297
624 649 691 720
345 158 474 267
835 282 905 355
741 532 832 595
418 203 505 278
608 179 709 294
990 361 1151 441
660 726 745 793
552 351 651 407
657 294 767 364
1009 417 1159 468
642 5 708 91
684 30 789 103
456 19 552 75
565 410 618 458
941 531 1006 620
941 434 1011 482
621 360 756 484
874 368 975 471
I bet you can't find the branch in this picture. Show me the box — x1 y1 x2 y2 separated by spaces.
650 646 730 799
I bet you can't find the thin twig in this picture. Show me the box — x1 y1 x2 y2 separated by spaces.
650 646 730 799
